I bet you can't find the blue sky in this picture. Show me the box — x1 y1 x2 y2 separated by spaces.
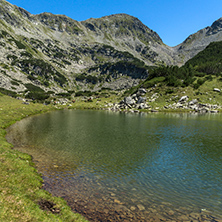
8 0 222 46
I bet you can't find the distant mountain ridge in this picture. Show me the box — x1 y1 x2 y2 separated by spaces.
175 17 222 65
0 0 222 97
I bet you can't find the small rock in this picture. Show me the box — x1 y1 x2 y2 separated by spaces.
137 88 147 95
189 212 200 220
137 204 145 211
130 206 136 211
168 210 175 216
114 199 121 204
188 99 198 106
22 102 30 105
104 209 109 214
177 215 190 221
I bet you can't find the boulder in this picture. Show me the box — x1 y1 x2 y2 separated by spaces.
188 99 198 106
136 88 147 97
138 88 147 94
137 96 146 104
138 103 148 109
178 95 189 103
210 110 219 113
199 108 209 113
124 96 135 105
213 88 221 92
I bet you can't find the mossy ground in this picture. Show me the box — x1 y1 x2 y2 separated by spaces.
0 93 87 222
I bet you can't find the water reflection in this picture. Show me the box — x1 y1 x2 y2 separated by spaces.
6 110 222 221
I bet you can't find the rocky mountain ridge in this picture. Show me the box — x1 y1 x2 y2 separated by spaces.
175 17 222 65
0 0 222 98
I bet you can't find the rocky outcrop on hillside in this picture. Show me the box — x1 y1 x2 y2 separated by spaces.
103 90 221 113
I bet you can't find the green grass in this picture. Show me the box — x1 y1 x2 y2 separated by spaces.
144 77 222 111
0 94 88 222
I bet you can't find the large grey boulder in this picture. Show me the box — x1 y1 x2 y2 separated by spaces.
138 103 149 109
137 96 146 104
124 96 136 105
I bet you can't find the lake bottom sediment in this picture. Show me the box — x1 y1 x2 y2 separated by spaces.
41 170 221 222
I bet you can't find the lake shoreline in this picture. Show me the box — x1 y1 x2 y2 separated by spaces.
6 105 222 222
0 94 87 221
2 94 222 222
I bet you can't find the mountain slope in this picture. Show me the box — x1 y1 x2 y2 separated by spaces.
175 17 222 65
0 0 178 98
1 0 222 100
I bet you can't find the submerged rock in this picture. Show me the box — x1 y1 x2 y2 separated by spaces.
137 204 145 211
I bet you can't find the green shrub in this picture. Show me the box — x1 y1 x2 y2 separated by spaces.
27 75 37 81
75 90 93 97
25 92 50 101
24 83 45 93
10 80 19 86
0 87 17 97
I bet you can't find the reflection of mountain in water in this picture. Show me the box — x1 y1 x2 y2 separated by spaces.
6 110 222 220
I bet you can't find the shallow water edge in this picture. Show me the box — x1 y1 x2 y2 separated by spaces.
6 110 222 222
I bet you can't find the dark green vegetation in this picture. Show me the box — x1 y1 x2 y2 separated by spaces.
12 58 68 87
140 41 222 90
24 83 52 101
122 41 222 111
0 94 87 221
185 41 222 75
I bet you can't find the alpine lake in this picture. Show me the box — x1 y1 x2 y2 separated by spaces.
6 110 222 221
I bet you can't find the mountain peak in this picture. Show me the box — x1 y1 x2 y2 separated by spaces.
81 13 163 45
208 17 222 34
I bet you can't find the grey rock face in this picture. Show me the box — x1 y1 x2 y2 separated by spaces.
0 0 222 95
174 17 222 65
124 97 136 106
0 1 175 93
137 96 146 104
178 95 189 103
